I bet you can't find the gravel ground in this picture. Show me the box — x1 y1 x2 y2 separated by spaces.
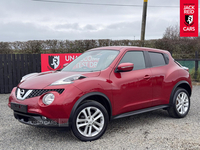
0 86 200 150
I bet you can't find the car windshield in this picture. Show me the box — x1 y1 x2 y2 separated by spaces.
62 50 119 72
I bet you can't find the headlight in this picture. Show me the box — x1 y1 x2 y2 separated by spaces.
51 78 73 85
42 93 55 105
51 74 86 86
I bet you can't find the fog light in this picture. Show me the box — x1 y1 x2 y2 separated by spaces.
42 93 55 105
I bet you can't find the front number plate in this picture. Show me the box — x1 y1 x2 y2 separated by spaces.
11 102 27 113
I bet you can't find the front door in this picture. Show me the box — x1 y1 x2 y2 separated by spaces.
110 50 153 116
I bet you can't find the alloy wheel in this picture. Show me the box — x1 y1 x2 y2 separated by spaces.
175 92 189 115
76 106 105 137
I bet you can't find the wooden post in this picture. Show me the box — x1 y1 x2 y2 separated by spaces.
141 0 148 47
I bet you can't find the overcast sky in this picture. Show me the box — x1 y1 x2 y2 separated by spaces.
0 0 180 42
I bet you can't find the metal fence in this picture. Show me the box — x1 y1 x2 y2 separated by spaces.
176 51 199 80
0 54 41 94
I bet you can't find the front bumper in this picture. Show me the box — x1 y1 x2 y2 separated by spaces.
14 111 68 127
8 85 83 127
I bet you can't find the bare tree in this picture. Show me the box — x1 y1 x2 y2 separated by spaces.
163 24 180 40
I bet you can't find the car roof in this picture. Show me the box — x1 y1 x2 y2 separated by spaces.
91 46 169 54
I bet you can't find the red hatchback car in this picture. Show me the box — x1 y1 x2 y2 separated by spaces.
8 46 192 141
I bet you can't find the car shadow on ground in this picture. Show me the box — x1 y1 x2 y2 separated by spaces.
20 109 170 142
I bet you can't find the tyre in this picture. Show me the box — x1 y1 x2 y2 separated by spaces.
168 88 190 118
71 101 109 141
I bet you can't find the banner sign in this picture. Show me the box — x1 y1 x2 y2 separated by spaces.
180 0 198 37
41 53 81 72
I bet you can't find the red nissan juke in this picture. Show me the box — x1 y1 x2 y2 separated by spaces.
8 46 192 141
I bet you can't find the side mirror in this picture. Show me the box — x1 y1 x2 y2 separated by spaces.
116 63 134 72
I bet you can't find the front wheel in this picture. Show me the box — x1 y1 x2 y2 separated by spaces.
71 101 109 141
168 88 190 118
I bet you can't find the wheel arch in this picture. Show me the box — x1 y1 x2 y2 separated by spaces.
68 92 112 127
170 80 192 105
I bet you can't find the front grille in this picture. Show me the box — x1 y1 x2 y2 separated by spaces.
16 88 64 100
26 89 64 99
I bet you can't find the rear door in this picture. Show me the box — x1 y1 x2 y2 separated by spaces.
148 52 169 106
110 50 153 115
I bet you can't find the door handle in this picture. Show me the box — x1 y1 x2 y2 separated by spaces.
144 75 151 79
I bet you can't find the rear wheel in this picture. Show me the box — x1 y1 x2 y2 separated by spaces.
168 88 190 118
71 101 108 141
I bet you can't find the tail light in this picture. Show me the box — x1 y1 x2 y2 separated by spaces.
182 67 189 72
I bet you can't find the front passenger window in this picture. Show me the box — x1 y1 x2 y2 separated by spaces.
119 51 146 70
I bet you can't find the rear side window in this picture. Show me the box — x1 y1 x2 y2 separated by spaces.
149 52 166 67
120 51 146 70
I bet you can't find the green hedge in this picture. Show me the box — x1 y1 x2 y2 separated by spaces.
0 38 200 59
0 39 154 54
